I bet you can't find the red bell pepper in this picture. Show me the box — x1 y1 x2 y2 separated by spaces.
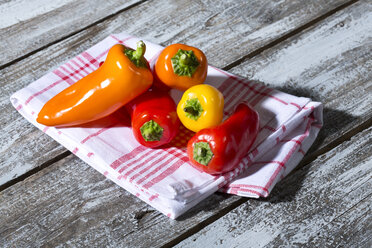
187 103 259 174
126 89 180 148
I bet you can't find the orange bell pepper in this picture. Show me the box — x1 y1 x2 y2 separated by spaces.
37 41 153 127
154 44 207 91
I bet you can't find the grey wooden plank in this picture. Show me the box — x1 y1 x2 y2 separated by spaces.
0 153 241 247
0 0 352 187
229 0 372 156
314 195 372 247
176 126 372 248
0 0 143 67
1 1 371 247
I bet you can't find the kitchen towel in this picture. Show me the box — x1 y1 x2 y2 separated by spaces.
10 32 323 219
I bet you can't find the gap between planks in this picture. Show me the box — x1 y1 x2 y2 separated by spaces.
0 0 364 194
329 192 372 224
0 151 71 192
0 0 148 70
222 0 359 71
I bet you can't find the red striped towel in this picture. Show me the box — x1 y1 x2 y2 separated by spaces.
10 33 323 219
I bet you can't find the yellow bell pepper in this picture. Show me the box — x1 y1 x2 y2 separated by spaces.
177 84 224 132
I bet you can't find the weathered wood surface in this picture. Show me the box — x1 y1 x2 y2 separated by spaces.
176 127 372 248
0 0 370 247
0 0 355 187
1 124 370 247
0 154 240 247
0 0 354 68
229 0 372 158
0 0 143 68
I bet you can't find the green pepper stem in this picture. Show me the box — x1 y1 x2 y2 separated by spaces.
140 120 163 142
193 142 213 166
125 40 147 68
183 98 203 121
179 54 190 66
171 49 200 77
183 107 198 116
197 147 207 157
133 40 146 60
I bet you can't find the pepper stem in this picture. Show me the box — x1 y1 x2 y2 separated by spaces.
140 120 163 142
197 147 207 157
133 40 146 60
179 54 190 66
183 106 199 116
171 49 200 77
193 142 213 166
124 40 147 68
183 98 203 121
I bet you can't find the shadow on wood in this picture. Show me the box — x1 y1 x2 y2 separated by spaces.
273 85 358 153
176 192 235 221
263 85 358 204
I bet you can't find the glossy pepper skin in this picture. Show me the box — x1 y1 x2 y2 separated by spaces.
37 41 153 127
126 89 180 148
154 43 208 91
187 103 259 175
177 84 224 132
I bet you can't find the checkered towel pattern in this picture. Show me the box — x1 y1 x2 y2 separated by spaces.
10 33 323 219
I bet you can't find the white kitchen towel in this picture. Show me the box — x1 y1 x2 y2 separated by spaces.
10 32 323 219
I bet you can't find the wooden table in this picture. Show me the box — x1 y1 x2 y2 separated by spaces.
1 0 371 247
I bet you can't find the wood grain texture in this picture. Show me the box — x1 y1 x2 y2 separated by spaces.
0 129 369 247
0 0 143 67
0 0 352 187
0 1 371 247
176 126 372 248
0 153 242 247
229 0 372 156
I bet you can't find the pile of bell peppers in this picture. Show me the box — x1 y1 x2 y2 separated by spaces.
37 41 259 175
